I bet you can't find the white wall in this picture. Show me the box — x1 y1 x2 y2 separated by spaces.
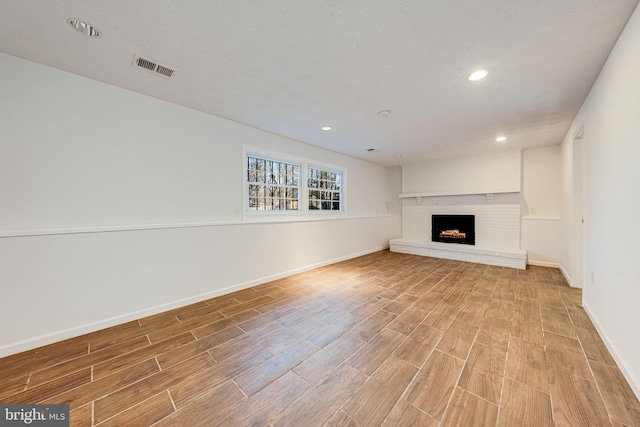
402 150 521 195
387 165 403 238
560 5 640 398
0 53 394 356
521 146 564 267
521 146 561 218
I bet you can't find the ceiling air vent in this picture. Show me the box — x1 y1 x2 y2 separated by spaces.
132 54 176 79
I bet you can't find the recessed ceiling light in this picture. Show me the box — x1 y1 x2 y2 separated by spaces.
393 154 403 158
67 18 102 38
377 110 391 117
496 136 507 142
321 126 332 131
468 69 488 81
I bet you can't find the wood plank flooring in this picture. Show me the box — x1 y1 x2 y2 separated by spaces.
2 250 639 426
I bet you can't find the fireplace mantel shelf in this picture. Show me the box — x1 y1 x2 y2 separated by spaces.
399 190 516 199
399 190 518 205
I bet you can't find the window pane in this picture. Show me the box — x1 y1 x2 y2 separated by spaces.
308 167 343 211
247 156 300 211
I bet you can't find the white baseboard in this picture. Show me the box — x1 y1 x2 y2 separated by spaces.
526 260 561 269
0 246 386 358
583 302 640 401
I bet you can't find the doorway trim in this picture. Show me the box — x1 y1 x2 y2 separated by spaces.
572 124 587 288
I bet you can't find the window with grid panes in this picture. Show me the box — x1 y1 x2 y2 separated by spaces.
247 156 300 211
308 167 343 211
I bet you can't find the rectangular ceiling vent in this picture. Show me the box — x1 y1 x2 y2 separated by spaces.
132 54 176 79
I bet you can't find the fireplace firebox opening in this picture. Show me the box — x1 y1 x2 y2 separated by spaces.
432 214 475 245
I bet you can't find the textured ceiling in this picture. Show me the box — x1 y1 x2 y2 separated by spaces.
1 1 638 166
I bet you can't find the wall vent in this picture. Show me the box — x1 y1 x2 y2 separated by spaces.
132 54 176 79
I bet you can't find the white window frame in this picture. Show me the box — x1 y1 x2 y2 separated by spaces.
243 145 346 218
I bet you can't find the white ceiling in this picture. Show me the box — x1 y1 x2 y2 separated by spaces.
1 1 638 167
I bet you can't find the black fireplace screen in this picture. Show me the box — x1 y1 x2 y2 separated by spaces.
432 214 475 245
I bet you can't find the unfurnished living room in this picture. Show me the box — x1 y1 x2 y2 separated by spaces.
1 1 640 426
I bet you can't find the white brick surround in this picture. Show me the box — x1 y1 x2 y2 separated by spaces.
400 194 521 250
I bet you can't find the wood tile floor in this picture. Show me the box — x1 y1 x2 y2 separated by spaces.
2 250 640 426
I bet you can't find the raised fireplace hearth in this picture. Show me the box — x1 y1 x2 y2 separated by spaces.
432 214 475 245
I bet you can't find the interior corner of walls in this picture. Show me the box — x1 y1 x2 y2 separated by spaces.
582 302 640 401
559 264 572 287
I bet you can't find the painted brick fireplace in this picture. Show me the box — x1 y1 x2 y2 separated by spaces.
390 151 527 269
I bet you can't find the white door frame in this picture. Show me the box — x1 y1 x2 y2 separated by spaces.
572 126 586 288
